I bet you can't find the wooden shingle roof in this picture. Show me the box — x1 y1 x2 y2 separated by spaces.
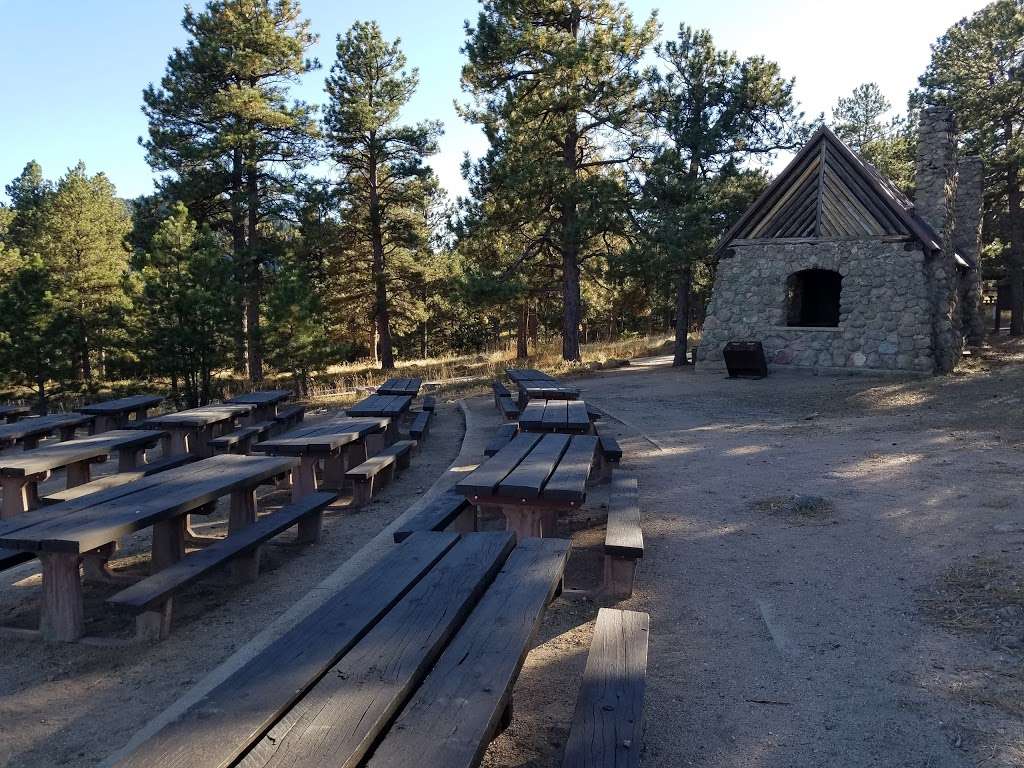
717 126 951 259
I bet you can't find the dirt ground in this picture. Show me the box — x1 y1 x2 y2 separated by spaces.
5 341 1024 767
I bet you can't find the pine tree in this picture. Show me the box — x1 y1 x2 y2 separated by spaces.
461 0 658 362
917 0 1024 334
142 0 320 379
638 25 805 365
831 83 916 195
323 21 441 370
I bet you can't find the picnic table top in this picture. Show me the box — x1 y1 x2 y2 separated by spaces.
0 404 32 418
113 531 569 768
457 431 599 504
518 399 591 433
376 377 423 396
516 381 581 400
144 403 255 428
0 429 166 477
253 417 390 456
76 394 164 416
0 453 297 555
346 394 413 418
0 412 93 442
226 389 292 406
506 368 558 383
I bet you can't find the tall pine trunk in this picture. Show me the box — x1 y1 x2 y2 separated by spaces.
560 117 582 362
368 151 395 370
231 149 248 374
246 165 264 381
516 301 529 360
1007 149 1024 336
673 264 692 366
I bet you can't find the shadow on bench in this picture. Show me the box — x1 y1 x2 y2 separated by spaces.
485 423 518 457
346 440 416 508
41 454 198 504
392 490 475 543
561 607 649 768
603 473 643 599
108 491 337 641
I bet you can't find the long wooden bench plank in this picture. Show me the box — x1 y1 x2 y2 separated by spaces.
605 474 643 559
365 537 571 768
456 432 540 498
107 492 339 613
409 410 431 440
542 400 568 429
111 532 460 768
497 396 520 421
518 400 546 430
0 430 165 477
239 532 516 768
421 395 436 412
566 400 590 431
499 433 570 499
598 432 622 463
543 435 598 504
41 454 198 504
393 491 471 543
561 608 649 768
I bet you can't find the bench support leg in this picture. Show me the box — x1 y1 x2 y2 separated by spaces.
229 488 260 582
365 433 385 457
0 475 34 518
320 450 349 491
602 555 637 599
499 505 547 541
66 460 92 488
351 479 373 509
58 426 78 441
22 435 41 450
94 415 115 434
40 553 83 643
152 517 186 573
296 511 323 545
292 457 319 500
117 446 147 472
136 601 173 643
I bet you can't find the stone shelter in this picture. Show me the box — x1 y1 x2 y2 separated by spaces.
696 108 985 375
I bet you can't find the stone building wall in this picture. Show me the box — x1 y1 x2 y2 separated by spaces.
695 240 935 373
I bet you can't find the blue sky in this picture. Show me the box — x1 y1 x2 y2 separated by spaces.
0 0 990 203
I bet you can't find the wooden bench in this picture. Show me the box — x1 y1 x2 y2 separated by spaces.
604 474 643 598
586 403 603 421
421 395 436 412
273 404 305 433
491 380 511 408
209 421 275 454
108 491 338 641
41 454 197 504
409 410 432 440
561 608 649 768
594 430 622 482
392 490 474 542
484 423 518 457
497 395 520 421
346 440 416 508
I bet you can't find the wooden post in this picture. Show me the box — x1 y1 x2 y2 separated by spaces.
500 505 545 540
117 446 147 472
66 460 92 488
58 425 78 441
228 488 260 582
365 433 385 457
293 458 322 543
169 429 189 456
0 475 32 518
151 516 186 573
82 542 118 583
603 555 637 599
22 435 41 450
40 553 83 642
320 449 349 490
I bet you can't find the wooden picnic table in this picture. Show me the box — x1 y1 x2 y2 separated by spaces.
144 403 255 457
346 394 413 419
0 404 31 424
0 453 298 641
457 432 598 539
505 368 558 384
376 377 423 397
515 381 580 406
111 531 569 768
518 399 592 434
226 389 292 422
0 429 166 519
77 394 164 432
0 413 94 451
253 417 390 496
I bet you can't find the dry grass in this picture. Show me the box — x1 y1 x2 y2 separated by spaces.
751 494 835 524
303 334 675 407
919 556 1024 644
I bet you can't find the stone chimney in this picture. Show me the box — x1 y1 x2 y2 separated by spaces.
915 107 960 373
954 156 985 345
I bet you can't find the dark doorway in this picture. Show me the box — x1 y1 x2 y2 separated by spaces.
786 269 842 327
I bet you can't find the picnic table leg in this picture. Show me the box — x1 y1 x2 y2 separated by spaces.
39 552 83 642
320 448 349 491
228 488 260 583
498 505 546 540
168 429 189 456
0 475 35 518
138 516 187 642
365 433 385 456
292 457 323 544
193 426 214 458
58 425 78 441
94 415 114 434
22 435 41 450
82 542 122 583
117 446 148 472
66 459 92 488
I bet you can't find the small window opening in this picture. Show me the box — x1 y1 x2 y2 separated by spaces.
786 269 841 327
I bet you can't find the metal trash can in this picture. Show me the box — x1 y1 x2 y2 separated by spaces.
722 340 768 379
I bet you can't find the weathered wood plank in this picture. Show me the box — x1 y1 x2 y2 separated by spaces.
240 532 516 768
543 435 597 503
456 432 541 498
541 400 568 429
484 424 518 457
561 608 650 768
499 433 569 499
365 537 571 768
605 474 643 559
393 491 470 543
111 532 459 768
0 430 164 478
518 400 547 430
